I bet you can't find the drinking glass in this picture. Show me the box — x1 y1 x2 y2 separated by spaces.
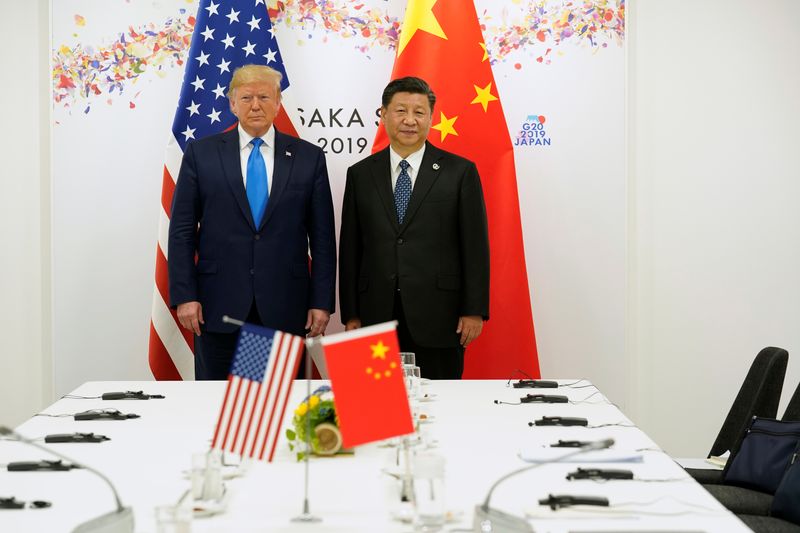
413 452 446 531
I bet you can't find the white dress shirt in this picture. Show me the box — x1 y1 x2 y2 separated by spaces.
238 124 275 193
389 144 426 192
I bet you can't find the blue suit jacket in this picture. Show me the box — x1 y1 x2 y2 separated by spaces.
168 128 336 335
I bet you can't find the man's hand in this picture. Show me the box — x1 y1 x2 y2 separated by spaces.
345 318 362 331
177 301 204 335
305 308 331 337
456 315 483 347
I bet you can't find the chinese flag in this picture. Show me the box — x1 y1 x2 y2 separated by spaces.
321 321 414 448
374 0 540 378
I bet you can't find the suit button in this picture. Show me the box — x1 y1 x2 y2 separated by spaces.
254 235 260 241
397 238 404 245
249 269 255 275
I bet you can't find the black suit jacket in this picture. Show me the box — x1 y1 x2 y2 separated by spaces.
339 142 489 348
168 128 336 336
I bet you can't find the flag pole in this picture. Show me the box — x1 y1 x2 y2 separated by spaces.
292 336 322 523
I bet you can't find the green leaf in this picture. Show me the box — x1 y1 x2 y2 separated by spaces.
286 428 296 441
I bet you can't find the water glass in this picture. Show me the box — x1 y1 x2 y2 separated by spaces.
190 452 206 499
413 452 446 531
411 365 422 397
202 451 224 501
404 365 421 399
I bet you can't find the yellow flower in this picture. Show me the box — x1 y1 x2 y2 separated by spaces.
309 395 320 408
295 402 308 417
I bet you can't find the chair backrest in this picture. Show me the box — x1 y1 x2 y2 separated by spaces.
782 381 800 421
708 346 788 458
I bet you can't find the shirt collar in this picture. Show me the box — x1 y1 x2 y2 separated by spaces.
389 143 426 173
238 124 275 151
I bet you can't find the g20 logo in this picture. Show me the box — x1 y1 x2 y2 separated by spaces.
516 115 551 147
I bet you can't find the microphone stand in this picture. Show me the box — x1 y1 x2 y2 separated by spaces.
473 438 615 533
0 426 134 533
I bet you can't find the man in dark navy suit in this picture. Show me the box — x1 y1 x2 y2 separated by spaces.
169 65 336 380
339 77 489 379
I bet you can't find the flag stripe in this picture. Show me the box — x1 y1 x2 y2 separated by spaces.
160 165 177 216
239 381 265 457
266 335 302 461
147 322 181 380
256 332 289 460
222 378 245 451
211 378 236 448
150 286 194 379
248 365 277 458
231 380 256 453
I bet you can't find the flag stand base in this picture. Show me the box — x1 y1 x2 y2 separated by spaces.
291 512 322 524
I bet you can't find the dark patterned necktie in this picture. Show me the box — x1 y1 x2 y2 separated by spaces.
394 159 411 224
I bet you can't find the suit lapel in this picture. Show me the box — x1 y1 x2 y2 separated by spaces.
219 128 256 230
260 129 293 230
401 142 443 231
369 148 400 232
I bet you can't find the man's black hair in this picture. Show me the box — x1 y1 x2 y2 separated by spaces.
381 77 436 111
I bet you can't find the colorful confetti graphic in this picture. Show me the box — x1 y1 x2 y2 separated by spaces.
52 12 195 113
268 0 402 53
483 0 625 66
52 1 625 112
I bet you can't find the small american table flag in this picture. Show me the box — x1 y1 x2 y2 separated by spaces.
211 324 303 462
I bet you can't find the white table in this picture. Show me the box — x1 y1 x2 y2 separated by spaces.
0 380 750 532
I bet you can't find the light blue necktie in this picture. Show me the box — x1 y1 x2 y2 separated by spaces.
394 159 412 224
246 138 269 226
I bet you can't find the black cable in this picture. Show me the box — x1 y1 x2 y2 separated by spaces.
561 380 596 389
62 395 100 399
505 368 535 387
572 477 689 483
569 390 611 404
587 422 636 428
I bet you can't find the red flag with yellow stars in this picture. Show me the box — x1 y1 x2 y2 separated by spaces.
374 0 540 378
320 321 414 448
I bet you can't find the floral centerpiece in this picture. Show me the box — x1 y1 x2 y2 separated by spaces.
285 385 344 459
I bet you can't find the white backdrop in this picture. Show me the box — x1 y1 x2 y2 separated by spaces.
35 0 800 458
50 0 626 404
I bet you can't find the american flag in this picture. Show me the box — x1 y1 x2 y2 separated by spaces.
211 324 303 461
148 0 298 380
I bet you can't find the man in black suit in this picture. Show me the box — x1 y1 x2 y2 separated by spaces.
339 77 489 379
169 65 336 380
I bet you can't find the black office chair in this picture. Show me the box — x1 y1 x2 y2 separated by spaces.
687 346 788 485
704 379 800 528
782 380 800 421
737 515 800 533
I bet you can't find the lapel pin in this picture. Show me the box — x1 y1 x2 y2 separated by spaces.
285 151 292 157
432 163 440 170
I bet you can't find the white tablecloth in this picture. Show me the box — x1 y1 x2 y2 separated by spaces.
0 380 750 532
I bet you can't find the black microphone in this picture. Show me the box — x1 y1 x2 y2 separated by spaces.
0 425 134 533
472 438 614 532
